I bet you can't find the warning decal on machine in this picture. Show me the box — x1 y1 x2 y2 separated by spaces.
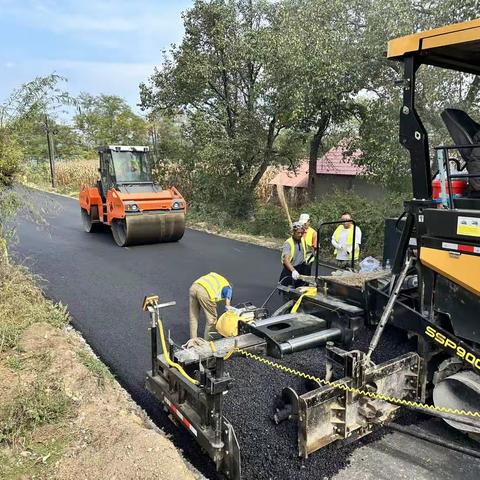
457 216 480 237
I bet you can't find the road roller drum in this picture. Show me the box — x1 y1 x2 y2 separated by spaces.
79 145 186 247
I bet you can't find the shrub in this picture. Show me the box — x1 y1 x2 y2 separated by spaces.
0 130 23 186
294 190 406 258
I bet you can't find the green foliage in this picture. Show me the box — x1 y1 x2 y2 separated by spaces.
300 191 405 258
189 191 405 258
350 0 480 188
74 93 148 148
76 349 113 388
0 74 76 185
0 189 22 261
0 379 73 445
140 0 308 215
0 130 23 186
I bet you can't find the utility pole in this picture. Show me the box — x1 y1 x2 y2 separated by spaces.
44 115 56 188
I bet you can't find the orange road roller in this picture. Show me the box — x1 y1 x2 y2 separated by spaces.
79 146 186 246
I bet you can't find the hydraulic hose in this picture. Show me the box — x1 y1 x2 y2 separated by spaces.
156 314 199 385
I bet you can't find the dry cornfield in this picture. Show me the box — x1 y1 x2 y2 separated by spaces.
54 159 98 191
48 160 281 200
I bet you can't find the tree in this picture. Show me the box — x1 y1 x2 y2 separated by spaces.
74 93 148 149
270 0 368 199
350 0 480 191
140 0 307 214
0 74 73 185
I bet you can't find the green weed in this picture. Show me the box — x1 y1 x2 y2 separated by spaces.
76 349 113 388
0 378 73 445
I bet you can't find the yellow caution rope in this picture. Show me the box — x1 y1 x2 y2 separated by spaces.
235 348 480 420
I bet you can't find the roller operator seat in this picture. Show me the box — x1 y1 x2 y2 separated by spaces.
441 108 480 192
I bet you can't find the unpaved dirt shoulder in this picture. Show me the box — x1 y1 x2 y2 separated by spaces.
188 221 283 250
0 321 198 480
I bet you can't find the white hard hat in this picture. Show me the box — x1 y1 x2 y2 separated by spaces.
299 213 310 224
292 221 304 231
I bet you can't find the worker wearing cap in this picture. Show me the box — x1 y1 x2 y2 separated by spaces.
189 272 232 341
331 212 362 269
299 213 317 264
280 222 310 287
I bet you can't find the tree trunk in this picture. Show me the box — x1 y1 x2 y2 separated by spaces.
308 130 322 201
250 116 277 191
308 115 330 201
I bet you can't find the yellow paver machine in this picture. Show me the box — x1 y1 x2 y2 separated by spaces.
141 19 480 479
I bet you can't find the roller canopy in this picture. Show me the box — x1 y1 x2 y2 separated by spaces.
387 18 480 75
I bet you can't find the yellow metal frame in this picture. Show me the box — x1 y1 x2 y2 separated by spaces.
387 18 480 59
420 247 480 296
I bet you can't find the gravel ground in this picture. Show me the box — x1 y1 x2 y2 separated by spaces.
223 326 420 480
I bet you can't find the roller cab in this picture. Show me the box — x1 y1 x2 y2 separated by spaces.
79 145 186 246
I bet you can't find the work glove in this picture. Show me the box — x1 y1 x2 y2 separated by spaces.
183 337 208 349
292 270 300 280
225 305 240 314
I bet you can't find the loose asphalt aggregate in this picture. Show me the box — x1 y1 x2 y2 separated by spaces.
12 187 480 480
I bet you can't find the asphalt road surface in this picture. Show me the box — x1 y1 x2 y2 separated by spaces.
13 189 480 480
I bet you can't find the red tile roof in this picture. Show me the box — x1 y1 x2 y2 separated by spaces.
317 146 363 175
269 162 309 188
269 145 364 188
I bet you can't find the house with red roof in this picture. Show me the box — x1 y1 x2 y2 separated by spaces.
269 145 383 200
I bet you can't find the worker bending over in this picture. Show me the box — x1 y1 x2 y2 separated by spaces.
280 222 311 287
189 272 232 341
299 213 317 264
331 212 362 269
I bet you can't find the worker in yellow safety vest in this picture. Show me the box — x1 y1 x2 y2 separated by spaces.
189 272 232 341
331 212 362 269
299 213 317 264
279 222 310 287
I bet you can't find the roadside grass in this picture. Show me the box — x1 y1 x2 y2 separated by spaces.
0 429 71 480
0 378 74 446
0 255 74 478
0 261 69 352
76 348 114 388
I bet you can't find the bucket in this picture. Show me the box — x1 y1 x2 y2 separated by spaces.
432 178 468 204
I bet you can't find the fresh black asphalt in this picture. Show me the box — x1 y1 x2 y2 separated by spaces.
12 189 480 480
13 189 283 477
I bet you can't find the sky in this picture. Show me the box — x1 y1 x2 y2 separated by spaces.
0 0 193 111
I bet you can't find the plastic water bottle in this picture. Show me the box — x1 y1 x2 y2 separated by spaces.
385 259 391 272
